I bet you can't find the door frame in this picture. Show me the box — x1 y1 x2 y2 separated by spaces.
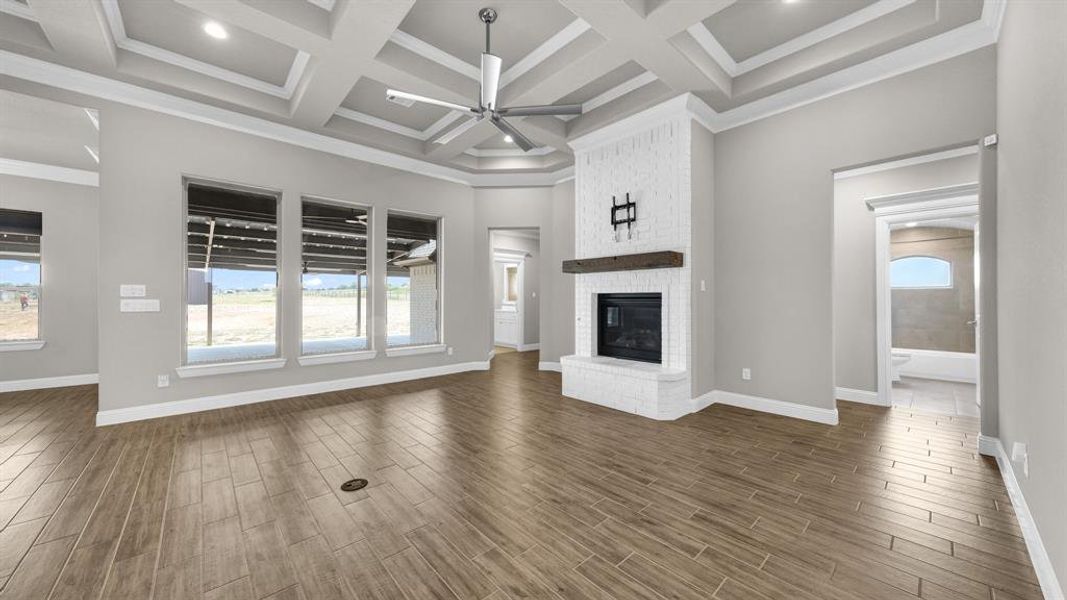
867 182 980 406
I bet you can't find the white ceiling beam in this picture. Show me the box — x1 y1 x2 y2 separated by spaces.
557 0 730 98
645 0 735 37
425 117 495 160
288 0 415 128
25 0 116 70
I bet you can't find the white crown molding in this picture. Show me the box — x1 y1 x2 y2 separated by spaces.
689 0 919 77
0 373 97 393
83 107 100 130
100 0 309 100
96 360 491 426
0 0 35 22
465 146 555 158
977 436 1065 600
568 93 712 152
582 71 658 115
498 19 591 89
334 106 430 140
573 3 1001 150
433 115 480 145
866 182 980 213
389 30 481 81
0 50 575 187
305 0 335 12
835 386 883 406
834 146 978 179
0 157 99 186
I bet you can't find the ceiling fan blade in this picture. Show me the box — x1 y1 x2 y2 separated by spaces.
480 53 502 110
497 104 582 117
385 89 476 114
490 115 535 152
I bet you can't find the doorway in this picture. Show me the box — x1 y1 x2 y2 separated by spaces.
869 184 980 413
489 229 540 355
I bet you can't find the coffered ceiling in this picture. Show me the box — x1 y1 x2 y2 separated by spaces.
0 0 999 181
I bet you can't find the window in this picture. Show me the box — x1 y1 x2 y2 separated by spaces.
386 212 439 347
891 256 952 289
185 182 279 364
301 199 369 355
0 209 42 341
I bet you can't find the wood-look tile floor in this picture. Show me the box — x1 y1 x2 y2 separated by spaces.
0 352 1042 599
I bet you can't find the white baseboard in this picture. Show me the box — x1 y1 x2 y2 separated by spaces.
96 361 490 426
977 436 1064 600
835 386 883 406
538 361 562 373
691 391 716 413
0 373 98 393
517 342 540 352
711 390 840 425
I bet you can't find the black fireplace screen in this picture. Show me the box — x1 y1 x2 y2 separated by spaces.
597 293 662 363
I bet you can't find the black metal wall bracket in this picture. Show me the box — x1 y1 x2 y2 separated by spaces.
611 193 636 241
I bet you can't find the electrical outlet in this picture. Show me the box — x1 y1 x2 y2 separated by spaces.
157 374 170 388
700 280 706 292
741 368 751 381
447 346 454 356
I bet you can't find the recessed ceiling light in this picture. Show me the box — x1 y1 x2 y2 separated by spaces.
203 21 228 40
503 135 513 143
782 0 800 3
905 221 918 227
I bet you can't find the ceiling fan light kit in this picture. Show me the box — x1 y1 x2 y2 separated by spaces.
384 7 582 153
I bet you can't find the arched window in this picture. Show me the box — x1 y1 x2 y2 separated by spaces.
891 256 952 289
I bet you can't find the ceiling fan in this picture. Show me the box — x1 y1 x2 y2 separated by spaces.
385 7 582 152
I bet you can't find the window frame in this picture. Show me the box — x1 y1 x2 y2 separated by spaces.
0 208 43 347
298 195 373 358
890 255 954 290
384 209 443 350
180 176 283 367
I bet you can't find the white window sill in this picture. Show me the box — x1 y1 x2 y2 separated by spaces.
176 357 287 379
384 344 447 358
298 350 378 366
0 340 45 352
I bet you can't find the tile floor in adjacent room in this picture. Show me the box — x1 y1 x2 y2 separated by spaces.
892 376 980 417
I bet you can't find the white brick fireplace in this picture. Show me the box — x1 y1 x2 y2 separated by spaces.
561 97 701 420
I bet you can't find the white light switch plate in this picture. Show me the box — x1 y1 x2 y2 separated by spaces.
120 298 160 313
120 284 146 297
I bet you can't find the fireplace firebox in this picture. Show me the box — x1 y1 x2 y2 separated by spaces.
597 293 662 363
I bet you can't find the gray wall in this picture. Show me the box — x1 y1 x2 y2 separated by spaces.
472 183 575 364
96 102 485 412
833 154 978 391
714 48 995 409
690 122 715 397
66 98 575 412
491 231 540 345
996 0 1067 590
0 175 98 382
890 227 975 352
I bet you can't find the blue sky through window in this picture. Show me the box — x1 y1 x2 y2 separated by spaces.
0 259 40 286
891 256 952 288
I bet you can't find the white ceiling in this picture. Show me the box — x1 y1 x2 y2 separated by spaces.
0 0 997 179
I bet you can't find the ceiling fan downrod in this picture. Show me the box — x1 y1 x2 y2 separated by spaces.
479 8 497 54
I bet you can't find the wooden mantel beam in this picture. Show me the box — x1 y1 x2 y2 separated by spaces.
562 251 683 274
